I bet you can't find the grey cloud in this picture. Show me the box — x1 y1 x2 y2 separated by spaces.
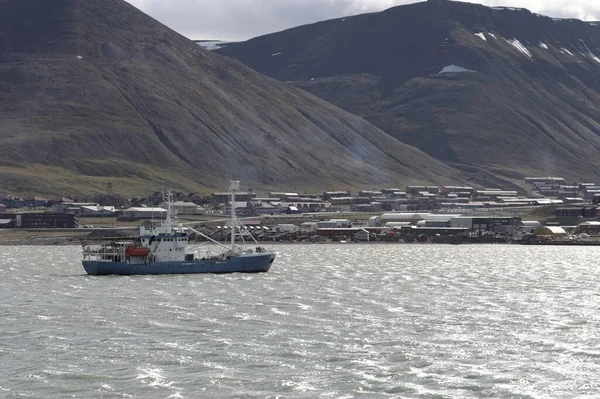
126 0 600 41
127 0 421 41
481 0 600 21
535 4 600 21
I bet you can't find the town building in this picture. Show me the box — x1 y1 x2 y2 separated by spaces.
315 227 388 239
554 207 586 218
159 201 206 215
416 214 456 227
329 197 370 206
380 213 431 225
470 216 521 234
248 200 281 215
351 203 384 212
473 190 519 201
51 202 97 214
273 224 299 234
0 213 78 228
534 226 567 237
381 188 402 195
322 191 351 200
520 221 542 233
406 186 439 195
576 221 600 235
439 186 475 195
0 195 25 208
269 192 300 200
279 202 331 213
211 191 256 203
525 177 566 185
358 190 383 197
0 214 15 228
300 222 318 234
119 207 167 221
525 177 567 197
79 205 117 217
23 197 48 208
398 226 470 237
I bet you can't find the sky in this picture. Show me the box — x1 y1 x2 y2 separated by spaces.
124 0 600 42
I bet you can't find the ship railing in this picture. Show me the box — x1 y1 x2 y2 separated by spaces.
82 241 128 262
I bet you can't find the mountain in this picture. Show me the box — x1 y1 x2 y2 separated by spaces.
216 0 600 187
0 0 463 196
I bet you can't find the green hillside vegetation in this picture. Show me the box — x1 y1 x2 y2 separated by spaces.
0 0 466 196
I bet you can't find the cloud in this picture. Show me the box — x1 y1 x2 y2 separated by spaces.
125 0 404 41
480 0 600 21
124 0 600 41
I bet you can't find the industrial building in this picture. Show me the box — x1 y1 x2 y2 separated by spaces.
0 213 78 228
119 207 167 221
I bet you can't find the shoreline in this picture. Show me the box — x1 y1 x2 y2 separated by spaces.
1 230 598 246
1 235 598 247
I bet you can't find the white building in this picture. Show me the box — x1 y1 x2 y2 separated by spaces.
274 224 299 234
300 222 319 234
422 214 455 227
160 201 206 215
317 219 351 229
329 219 351 228
520 220 542 233
380 213 431 224
534 226 567 237
51 202 97 213
121 207 167 220
80 205 116 217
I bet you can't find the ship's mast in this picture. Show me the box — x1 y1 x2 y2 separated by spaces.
164 190 173 233
230 181 240 251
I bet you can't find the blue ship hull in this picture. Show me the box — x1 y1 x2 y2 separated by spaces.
82 253 275 275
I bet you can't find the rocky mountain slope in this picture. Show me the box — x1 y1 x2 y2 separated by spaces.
217 0 600 187
0 0 463 196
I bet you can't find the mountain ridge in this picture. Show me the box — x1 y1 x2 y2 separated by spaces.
217 0 600 187
0 0 466 196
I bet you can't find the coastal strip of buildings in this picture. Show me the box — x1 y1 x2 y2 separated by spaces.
1 176 600 241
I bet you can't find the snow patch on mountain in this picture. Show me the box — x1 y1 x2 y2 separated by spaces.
539 42 548 50
197 41 230 51
507 38 532 57
475 32 487 41
439 65 476 74
492 7 520 11
561 47 574 56
580 40 600 64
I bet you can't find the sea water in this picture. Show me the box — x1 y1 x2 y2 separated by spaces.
1 244 599 398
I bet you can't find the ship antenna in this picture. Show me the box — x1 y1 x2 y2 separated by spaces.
164 190 173 233
230 181 240 252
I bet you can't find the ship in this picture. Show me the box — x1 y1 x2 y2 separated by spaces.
81 181 276 275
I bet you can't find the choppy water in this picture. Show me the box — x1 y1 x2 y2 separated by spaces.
1 244 600 398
